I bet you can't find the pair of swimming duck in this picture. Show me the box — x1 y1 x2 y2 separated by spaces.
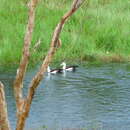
47 62 78 74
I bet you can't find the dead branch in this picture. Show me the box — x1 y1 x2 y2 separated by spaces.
13 0 38 130
32 39 41 52
13 0 84 130
24 0 84 120
13 0 38 118
0 82 11 130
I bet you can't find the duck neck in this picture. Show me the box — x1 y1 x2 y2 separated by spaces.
47 66 51 73
63 64 66 70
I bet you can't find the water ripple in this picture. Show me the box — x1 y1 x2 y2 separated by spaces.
1 63 130 129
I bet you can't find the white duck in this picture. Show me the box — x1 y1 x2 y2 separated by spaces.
60 62 78 71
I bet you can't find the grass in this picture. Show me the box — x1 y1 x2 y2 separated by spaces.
0 0 130 66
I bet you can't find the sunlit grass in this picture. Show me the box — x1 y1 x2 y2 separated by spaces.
0 0 130 66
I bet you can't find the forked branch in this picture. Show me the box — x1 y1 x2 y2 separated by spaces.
13 0 84 130
25 0 85 116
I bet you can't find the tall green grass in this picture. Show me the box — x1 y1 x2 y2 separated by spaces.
0 0 130 66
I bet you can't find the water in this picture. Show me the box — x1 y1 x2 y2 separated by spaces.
0 63 130 130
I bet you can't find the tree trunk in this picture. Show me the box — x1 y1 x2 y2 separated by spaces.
0 82 11 130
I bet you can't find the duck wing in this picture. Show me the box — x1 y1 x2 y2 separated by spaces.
50 68 63 73
66 65 78 71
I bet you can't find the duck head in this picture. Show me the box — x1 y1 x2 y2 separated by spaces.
60 62 66 70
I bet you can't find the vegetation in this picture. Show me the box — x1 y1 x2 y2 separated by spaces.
0 0 130 66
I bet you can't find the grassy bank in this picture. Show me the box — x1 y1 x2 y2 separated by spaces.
0 0 130 66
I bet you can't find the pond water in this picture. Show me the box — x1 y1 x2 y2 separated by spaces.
0 63 130 130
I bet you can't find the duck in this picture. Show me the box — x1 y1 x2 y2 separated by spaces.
47 66 62 74
60 62 78 71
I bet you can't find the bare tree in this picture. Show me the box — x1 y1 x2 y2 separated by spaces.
0 0 84 130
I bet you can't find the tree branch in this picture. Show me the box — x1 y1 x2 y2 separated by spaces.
13 0 38 117
14 0 84 129
32 38 41 52
0 82 11 130
24 0 84 117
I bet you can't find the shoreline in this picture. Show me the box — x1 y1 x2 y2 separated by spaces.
0 53 130 69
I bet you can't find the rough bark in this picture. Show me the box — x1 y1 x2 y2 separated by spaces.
13 0 84 130
13 0 38 130
14 0 38 115
0 82 11 130
21 0 84 124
